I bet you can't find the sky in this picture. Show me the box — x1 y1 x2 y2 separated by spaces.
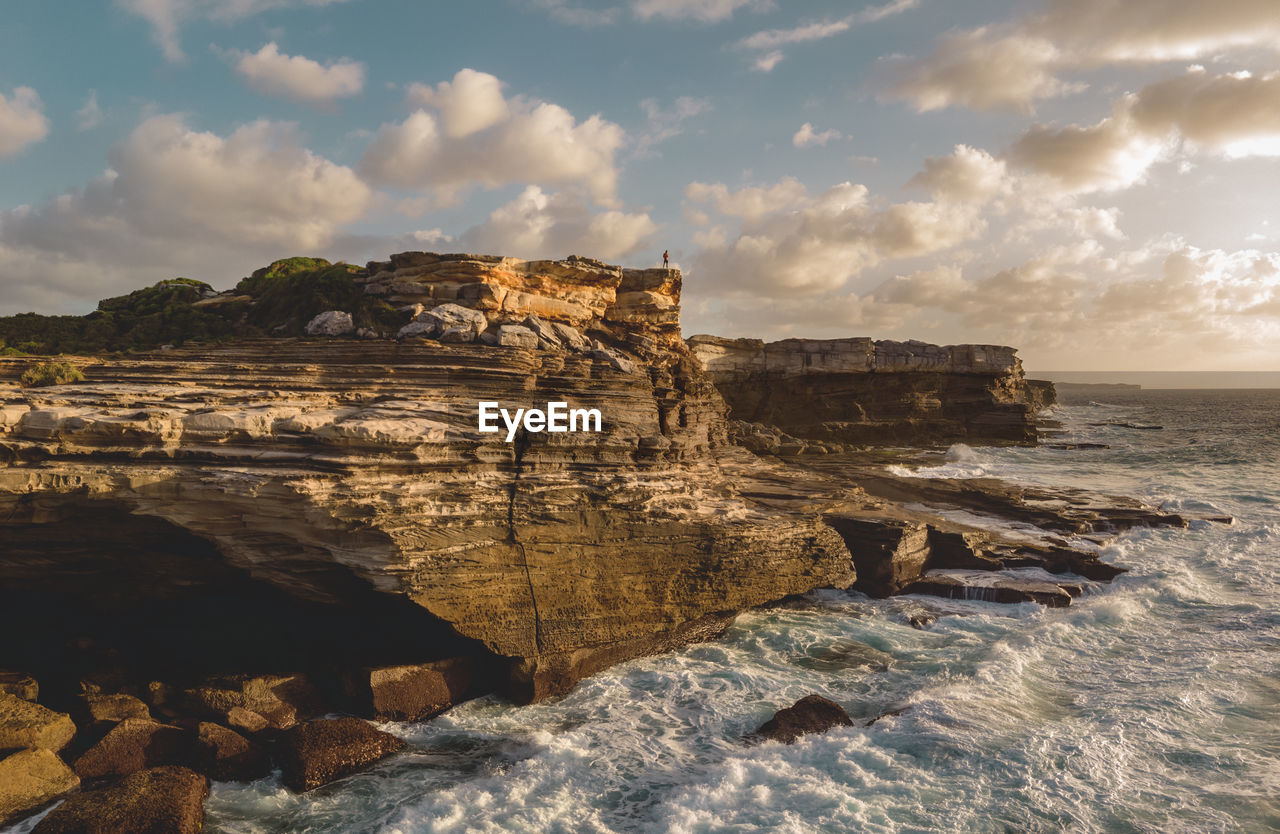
0 0 1278 370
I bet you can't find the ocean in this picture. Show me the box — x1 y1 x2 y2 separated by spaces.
98 391 1280 831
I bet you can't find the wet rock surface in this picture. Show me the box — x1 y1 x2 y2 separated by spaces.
276 717 406 792
32 766 209 834
756 694 854 744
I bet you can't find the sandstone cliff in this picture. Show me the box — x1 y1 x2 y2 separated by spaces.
688 335 1050 446
0 254 853 706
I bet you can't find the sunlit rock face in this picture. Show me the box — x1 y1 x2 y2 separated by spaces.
687 335 1044 445
0 253 853 703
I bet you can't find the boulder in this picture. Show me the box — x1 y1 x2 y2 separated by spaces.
193 723 270 783
304 311 355 337
72 718 189 781
755 694 853 744
438 325 477 344
587 343 636 373
224 706 270 735
344 657 474 722
183 674 318 730
522 315 561 348
0 694 75 753
0 748 80 828
32 766 209 834
415 303 488 335
275 717 406 792
80 693 151 730
0 671 38 702
396 320 437 339
550 321 588 351
492 324 538 349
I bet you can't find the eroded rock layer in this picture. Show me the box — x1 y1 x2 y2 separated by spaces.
688 335 1048 445
0 334 850 701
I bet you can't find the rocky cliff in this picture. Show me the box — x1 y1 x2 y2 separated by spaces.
688 335 1050 446
0 254 854 707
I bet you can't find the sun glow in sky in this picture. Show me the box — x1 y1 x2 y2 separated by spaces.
1 0 1278 370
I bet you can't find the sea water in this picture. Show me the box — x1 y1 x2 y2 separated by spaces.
56 391 1280 832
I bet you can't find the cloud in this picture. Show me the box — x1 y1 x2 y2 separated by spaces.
684 177 809 221
633 96 711 158
738 1 918 71
879 29 1080 113
117 0 353 62
405 69 510 138
228 42 364 107
1007 68 1280 194
792 122 841 148
529 0 621 26
359 69 626 207
0 114 371 312
631 0 768 23
0 87 50 158
878 0 1280 113
458 186 656 260
75 91 104 131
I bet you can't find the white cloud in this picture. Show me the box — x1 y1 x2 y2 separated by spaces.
359 69 626 207
458 186 656 260
75 91 104 132
631 0 767 23
879 29 1080 113
529 0 620 26
117 0 354 62
1007 68 1280 194
738 1 918 71
406 69 510 139
878 0 1280 113
792 122 842 148
753 51 785 72
229 42 364 107
684 177 809 221
0 114 371 312
633 96 711 157
0 87 50 158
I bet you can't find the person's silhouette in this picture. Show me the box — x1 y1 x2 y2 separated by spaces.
662 250 669 269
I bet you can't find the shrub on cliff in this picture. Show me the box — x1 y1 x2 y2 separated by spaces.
20 361 85 387
0 256 403 354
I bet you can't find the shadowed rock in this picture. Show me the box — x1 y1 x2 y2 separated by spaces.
193 722 270 783
72 718 189 781
345 657 474 722
0 672 38 702
32 766 209 834
276 717 406 792
756 694 854 744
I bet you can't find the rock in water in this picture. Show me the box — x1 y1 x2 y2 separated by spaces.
304 311 355 337
0 694 76 752
756 694 854 744
0 749 80 828
344 658 474 722
32 766 209 834
276 717 406 792
72 718 189 781
193 722 270 782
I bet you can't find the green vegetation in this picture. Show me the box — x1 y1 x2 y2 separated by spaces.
20 361 86 387
0 257 403 356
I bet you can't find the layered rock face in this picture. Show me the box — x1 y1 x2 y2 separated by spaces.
688 335 1047 445
0 254 851 705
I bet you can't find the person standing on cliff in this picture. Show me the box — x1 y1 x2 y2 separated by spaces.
663 250 669 270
